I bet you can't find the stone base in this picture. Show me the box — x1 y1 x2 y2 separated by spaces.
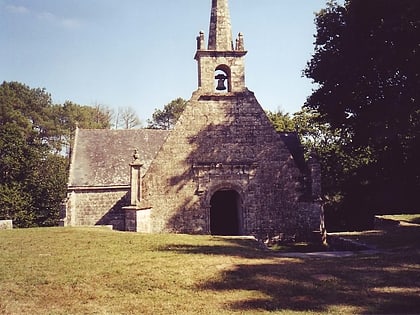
0 220 13 230
123 206 151 233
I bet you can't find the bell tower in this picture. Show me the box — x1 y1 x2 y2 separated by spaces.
195 0 247 93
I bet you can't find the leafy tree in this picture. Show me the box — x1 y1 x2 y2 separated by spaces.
304 0 420 227
91 103 113 129
266 110 295 132
0 182 33 227
0 82 64 226
29 153 68 226
57 101 112 130
0 81 60 150
50 101 112 154
293 108 370 230
147 98 187 130
0 82 113 227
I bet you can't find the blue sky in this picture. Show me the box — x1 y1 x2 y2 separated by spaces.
0 0 341 122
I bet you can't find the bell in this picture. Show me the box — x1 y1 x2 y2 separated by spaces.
215 73 227 91
216 78 226 91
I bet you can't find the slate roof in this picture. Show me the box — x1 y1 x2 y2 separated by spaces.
279 132 308 174
68 129 169 187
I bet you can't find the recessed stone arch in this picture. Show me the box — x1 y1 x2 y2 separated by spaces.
214 64 231 92
206 182 244 235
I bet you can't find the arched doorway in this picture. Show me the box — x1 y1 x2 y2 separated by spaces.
210 190 242 235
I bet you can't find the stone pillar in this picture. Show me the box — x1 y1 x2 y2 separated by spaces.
0 220 13 230
308 152 326 245
235 32 244 51
197 31 205 50
129 149 143 206
124 149 144 232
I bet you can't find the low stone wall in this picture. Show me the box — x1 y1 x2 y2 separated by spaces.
0 220 13 230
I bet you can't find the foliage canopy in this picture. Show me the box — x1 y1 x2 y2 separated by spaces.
304 0 420 226
147 97 187 130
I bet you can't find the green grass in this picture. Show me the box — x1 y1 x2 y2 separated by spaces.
379 214 420 225
332 215 420 251
0 226 419 314
269 242 327 253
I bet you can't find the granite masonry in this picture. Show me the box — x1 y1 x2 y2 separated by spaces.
0 220 13 230
62 0 323 240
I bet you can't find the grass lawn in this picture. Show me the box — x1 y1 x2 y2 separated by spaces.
378 214 420 225
0 225 419 315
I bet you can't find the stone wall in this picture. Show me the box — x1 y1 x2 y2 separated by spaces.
143 89 312 238
63 188 128 230
298 202 323 238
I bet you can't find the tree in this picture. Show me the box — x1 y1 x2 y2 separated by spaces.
0 81 61 150
114 106 142 129
266 110 295 132
147 98 187 130
304 0 420 227
293 108 370 230
58 101 112 130
0 81 112 227
51 101 112 154
26 153 68 227
0 81 67 226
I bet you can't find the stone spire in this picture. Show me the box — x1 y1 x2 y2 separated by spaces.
208 0 233 51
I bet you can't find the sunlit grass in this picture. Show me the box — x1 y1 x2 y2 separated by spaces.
379 214 420 224
333 215 420 250
0 227 419 314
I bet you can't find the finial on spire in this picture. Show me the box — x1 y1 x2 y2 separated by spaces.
196 31 205 50
235 32 244 51
133 149 140 160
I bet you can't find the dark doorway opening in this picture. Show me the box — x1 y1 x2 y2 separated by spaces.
210 190 242 236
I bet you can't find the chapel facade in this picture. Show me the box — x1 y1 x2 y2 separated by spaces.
62 0 323 240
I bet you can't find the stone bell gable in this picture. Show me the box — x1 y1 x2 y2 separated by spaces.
195 0 246 94
142 89 310 237
136 0 322 238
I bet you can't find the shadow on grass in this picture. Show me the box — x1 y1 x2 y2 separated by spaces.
340 224 420 251
407 217 420 225
201 253 420 314
161 237 267 259
164 236 420 314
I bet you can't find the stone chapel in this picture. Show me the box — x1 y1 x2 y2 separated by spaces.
62 0 323 240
